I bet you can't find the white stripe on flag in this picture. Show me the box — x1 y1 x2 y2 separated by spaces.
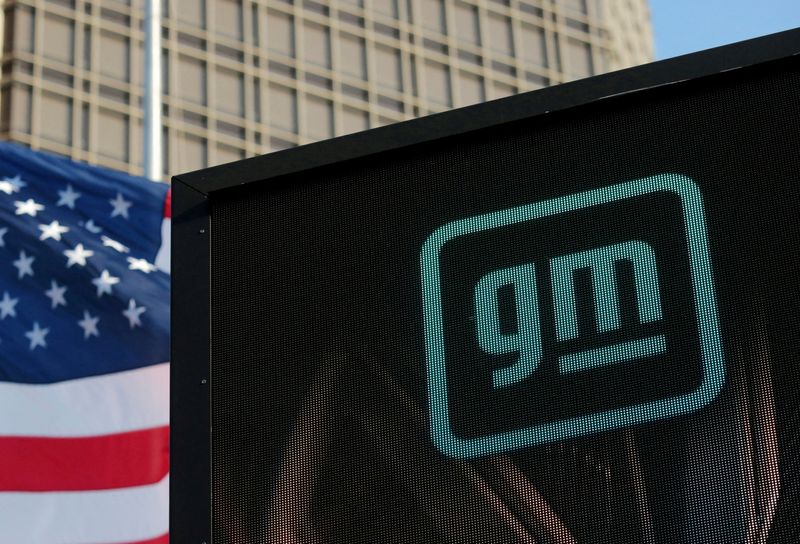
0 475 169 544
155 218 171 273
0 363 169 437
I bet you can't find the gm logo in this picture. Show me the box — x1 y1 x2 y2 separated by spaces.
420 174 725 459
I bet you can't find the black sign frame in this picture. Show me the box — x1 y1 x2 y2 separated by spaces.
171 28 800 544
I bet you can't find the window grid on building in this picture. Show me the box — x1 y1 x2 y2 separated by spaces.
0 0 652 177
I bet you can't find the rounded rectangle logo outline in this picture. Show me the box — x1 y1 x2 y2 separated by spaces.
420 173 725 459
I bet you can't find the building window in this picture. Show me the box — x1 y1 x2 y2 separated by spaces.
251 4 259 46
80 103 90 150
338 33 366 80
421 0 446 34
374 45 402 91
372 0 398 18
98 84 127 105
42 67 73 88
174 132 207 172
39 92 73 145
267 84 297 132
519 24 547 68
377 95 403 112
518 2 543 18
265 11 295 57
161 126 169 175
251 78 261 122
161 49 170 95
456 71 484 106
304 95 333 140
492 80 516 99
303 22 331 69
525 72 548 89
215 68 244 117
42 13 75 65
487 14 513 57
12 6 35 54
97 108 129 162
99 31 130 82
270 137 295 152
215 0 243 40
82 26 92 69
340 106 368 135
177 55 207 105
9 84 32 134
566 38 593 78
453 2 480 46
175 0 206 29
215 143 244 166
424 60 451 107
180 109 207 128
562 0 588 15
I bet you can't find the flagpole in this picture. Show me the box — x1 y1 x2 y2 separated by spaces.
144 0 163 181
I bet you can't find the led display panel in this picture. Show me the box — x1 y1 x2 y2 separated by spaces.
172 31 800 544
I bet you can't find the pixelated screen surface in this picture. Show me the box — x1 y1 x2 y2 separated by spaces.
208 57 799 543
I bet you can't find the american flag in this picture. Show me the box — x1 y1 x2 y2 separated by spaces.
0 142 170 544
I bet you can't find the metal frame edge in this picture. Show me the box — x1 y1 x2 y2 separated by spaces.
176 28 800 196
170 177 212 544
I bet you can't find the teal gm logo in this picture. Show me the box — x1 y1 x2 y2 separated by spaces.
420 174 725 459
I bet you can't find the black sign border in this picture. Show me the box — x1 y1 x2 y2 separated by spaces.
170 28 800 544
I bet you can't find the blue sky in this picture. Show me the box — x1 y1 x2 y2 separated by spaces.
649 0 800 60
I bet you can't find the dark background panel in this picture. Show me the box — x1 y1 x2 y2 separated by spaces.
207 57 800 543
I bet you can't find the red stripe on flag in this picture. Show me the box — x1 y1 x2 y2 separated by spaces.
0 426 169 491
120 533 169 544
163 187 171 219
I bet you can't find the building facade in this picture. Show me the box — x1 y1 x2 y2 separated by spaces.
0 0 652 179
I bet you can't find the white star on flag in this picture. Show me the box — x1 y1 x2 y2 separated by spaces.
64 243 94 267
44 280 68 309
0 174 26 194
56 184 81 209
13 250 34 279
92 269 120 297
25 322 49 350
102 235 129 253
38 220 70 241
0 142 171 544
77 310 100 339
0 291 18 319
127 257 157 273
122 299 146 329
109 193 132 219
84 220 102 233
15 198 45 217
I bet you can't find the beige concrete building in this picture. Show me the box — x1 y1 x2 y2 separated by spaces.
0 0 652 178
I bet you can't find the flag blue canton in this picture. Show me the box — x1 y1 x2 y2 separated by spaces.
0 142 169 384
